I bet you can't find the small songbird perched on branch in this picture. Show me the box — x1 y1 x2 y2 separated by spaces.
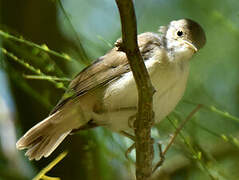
16 19 206 160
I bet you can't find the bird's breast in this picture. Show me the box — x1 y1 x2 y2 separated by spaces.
100 56 189 131
152 60 189 122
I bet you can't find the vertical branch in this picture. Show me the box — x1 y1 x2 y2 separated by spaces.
115 0 155 179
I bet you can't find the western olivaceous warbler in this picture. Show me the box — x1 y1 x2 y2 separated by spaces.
16 19 206 160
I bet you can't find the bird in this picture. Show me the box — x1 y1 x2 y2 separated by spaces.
16 18 206 161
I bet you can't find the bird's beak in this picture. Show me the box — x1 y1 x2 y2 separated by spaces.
182 40 198 52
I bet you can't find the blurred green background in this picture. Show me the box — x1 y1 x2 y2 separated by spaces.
0 0 239 179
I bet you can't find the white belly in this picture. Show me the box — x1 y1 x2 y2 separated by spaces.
153 63 189 122
98 57 189 132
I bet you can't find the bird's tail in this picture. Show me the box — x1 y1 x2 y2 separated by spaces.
16 111 79 160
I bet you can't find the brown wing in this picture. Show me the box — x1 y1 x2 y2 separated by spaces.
50 32 161 114
69 49 129 94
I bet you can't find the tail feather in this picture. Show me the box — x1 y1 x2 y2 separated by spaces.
25 141 42 160
16 112 76 160
43 131 70 158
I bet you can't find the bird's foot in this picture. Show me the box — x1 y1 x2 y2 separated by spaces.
153 142 165 173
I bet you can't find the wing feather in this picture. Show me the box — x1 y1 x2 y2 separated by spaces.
50 32 161 114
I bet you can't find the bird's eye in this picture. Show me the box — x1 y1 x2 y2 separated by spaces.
177 31 183 37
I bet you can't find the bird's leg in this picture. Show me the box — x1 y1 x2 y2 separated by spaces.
94 105 138 160
120 131 135 141
120 130 135 160
121 111 155 160
125 143 136 160
119 110 138 159
120 130 155 160
128 113 137 129
152 142 165 173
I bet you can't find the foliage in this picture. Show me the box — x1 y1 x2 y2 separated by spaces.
0 0 239 179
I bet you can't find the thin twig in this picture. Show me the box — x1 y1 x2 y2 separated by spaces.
1 47 67 90
0 29 76 62
57 0 90 64
23 74 70 82
153 104 202 172
115 0 155 180
33 151 68 180
184 100 239 123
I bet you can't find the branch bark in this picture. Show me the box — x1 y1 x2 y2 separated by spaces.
115 0 155 179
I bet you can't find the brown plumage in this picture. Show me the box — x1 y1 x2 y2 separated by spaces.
16 32 163 160
16 19 206 160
